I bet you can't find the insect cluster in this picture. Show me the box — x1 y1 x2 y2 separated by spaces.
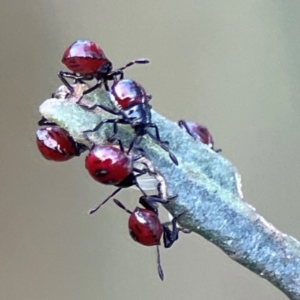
36 39 219 280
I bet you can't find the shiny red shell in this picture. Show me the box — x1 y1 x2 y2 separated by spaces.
128 207 163 246
111 79 147 109
62 40 109 74
85 145 133 185
36 126 77 161
180 121 214 148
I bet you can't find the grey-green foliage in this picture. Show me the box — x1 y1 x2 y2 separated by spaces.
39 86 300 299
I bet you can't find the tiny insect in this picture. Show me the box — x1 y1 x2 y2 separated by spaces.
113 198 188 280
36 125 87 162
59 39 149 98
82 79 178 165
85 143 173 214
178 119 221 152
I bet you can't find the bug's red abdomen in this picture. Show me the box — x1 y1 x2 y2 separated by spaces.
111 79 147 109
85 145 133 185
180 120 214 148
36 126 78 161
128 207 163 246
62 40 109 74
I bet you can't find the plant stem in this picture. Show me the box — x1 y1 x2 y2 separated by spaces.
39 86 300 299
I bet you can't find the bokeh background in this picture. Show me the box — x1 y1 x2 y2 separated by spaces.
1 1 300 299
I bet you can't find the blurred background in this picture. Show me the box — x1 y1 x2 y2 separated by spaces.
1 1 300 299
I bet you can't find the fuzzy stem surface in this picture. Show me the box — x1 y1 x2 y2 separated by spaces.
39 86 300 299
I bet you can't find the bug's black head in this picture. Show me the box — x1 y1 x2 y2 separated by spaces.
98 60 113 75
